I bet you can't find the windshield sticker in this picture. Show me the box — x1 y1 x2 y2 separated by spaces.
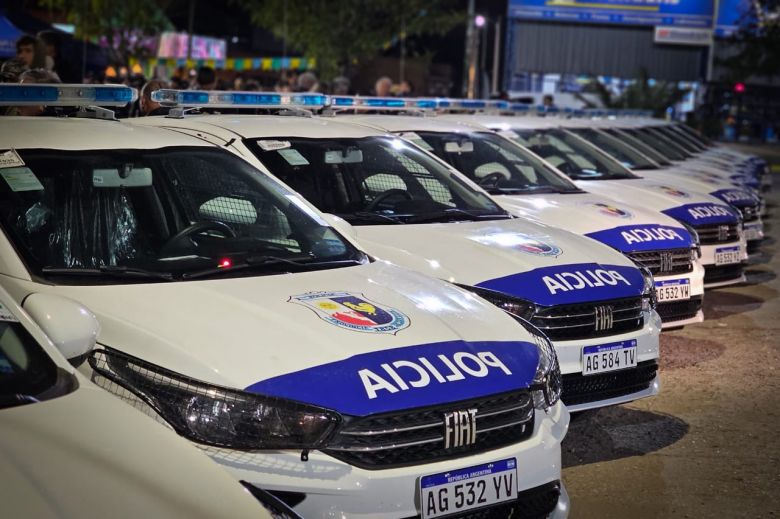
656 185 690 198
0 167 44 192
289 291 410 334
0 302 19 322
588 202 633 219
470 233 562 257
245 339 538 416
256 139 291 151
277 148 310 166
0 149 24 169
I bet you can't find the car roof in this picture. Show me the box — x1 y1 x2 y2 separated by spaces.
336 114 492 134
132 113 386 140
461 115 564 131
0 117 210 151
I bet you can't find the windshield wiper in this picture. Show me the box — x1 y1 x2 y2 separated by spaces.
404 208 509 224
488 185 559 195
342 212 403 225
181 254 364 279
42 265 174 281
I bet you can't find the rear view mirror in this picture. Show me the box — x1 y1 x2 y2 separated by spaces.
93 166 153 188
324 148 363 164
199 197 257 224
23 294 100 367
444 141 474 153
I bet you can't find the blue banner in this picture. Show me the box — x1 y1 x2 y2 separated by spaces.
246 340 539 416
476 263 644 306
586 224 693 252
508 0 715 28
662 203 740 226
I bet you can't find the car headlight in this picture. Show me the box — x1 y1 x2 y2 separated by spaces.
455 284 537 320
89 348 341 450
680 222 701 259
640 266 657 313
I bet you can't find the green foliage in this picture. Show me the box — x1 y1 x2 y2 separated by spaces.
39 0 174 59
236 0 464 78
585 69 689 117
717 1 780 82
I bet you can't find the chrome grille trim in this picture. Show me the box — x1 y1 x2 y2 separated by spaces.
627 248 693 276
695 223 740 245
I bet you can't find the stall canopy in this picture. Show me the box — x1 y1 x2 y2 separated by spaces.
0 12 23 58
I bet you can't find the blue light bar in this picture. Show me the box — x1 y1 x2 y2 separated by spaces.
152 89 329 109
0 84 137 106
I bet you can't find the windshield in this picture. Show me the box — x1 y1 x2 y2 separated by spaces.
654 125 706 153
246 136 510 225
512 128 640 180
568 128 659 170
405 131 581 195
605 128 673 166
0 147 365 283
671 123 713 147
0 315 62 409
623 128 690 161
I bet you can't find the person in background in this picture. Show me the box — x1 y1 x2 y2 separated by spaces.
395 79 414 97
296 71 320 92
194 66 217 90
139 79 170 116
0 58 28 83
15 34 46 70
332 76 351 95
37 30 79 83
542 94 556 108
374 76 392 97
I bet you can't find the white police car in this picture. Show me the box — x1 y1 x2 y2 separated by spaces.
471 114 747 289
132 90 661 415
337 111 704 328
0 282 284 518
566 117 766 248
0 84 569 518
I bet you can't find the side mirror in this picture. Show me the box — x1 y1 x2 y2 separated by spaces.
321 213 358 241
23 294 100 367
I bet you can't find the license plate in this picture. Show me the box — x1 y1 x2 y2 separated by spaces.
582 340 637 376
655 278 690 302
420 458 517 518
715 246 741 265
744 224 761 241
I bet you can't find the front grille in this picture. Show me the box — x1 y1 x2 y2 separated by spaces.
695 222 740 245
627 248 693 276
324 390 535 470
739 204 760 223
561 360 658 406
657 296 703 322
704 264 744 284
531 296 644 342
404 480 561 519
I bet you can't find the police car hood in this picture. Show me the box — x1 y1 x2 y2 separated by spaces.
33 261 542 416
572 178 741 226
353 217 645 307
494 192 694 253
636 169 760 207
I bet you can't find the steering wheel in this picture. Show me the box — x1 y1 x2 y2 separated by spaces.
160 220 236 255
365 189 413 212
478 172 507 189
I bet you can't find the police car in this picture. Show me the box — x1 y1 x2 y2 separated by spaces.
0 85 569 518
336 111 704 328
565 117 766 248
469 114 747 289
133 90 661 415
0 283 284 518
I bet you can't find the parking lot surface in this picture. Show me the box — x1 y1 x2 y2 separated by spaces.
563 152 780 518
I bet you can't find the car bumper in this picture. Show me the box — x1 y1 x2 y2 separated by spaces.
700 240 747 288
200 403 570 518
653 261 705 329
554 310 661 410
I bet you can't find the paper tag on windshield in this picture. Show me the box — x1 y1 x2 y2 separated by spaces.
278 148 310 166
399 132 433 151
257 140 291 151
0 302 19 322
0 149 25 169
1 167 44 192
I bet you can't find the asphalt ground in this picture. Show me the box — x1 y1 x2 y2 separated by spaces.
562 146 780 518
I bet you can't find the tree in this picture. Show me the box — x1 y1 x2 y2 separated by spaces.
717 1 780 83
39 0 174 61
236 0 465 79
583 69 690 117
